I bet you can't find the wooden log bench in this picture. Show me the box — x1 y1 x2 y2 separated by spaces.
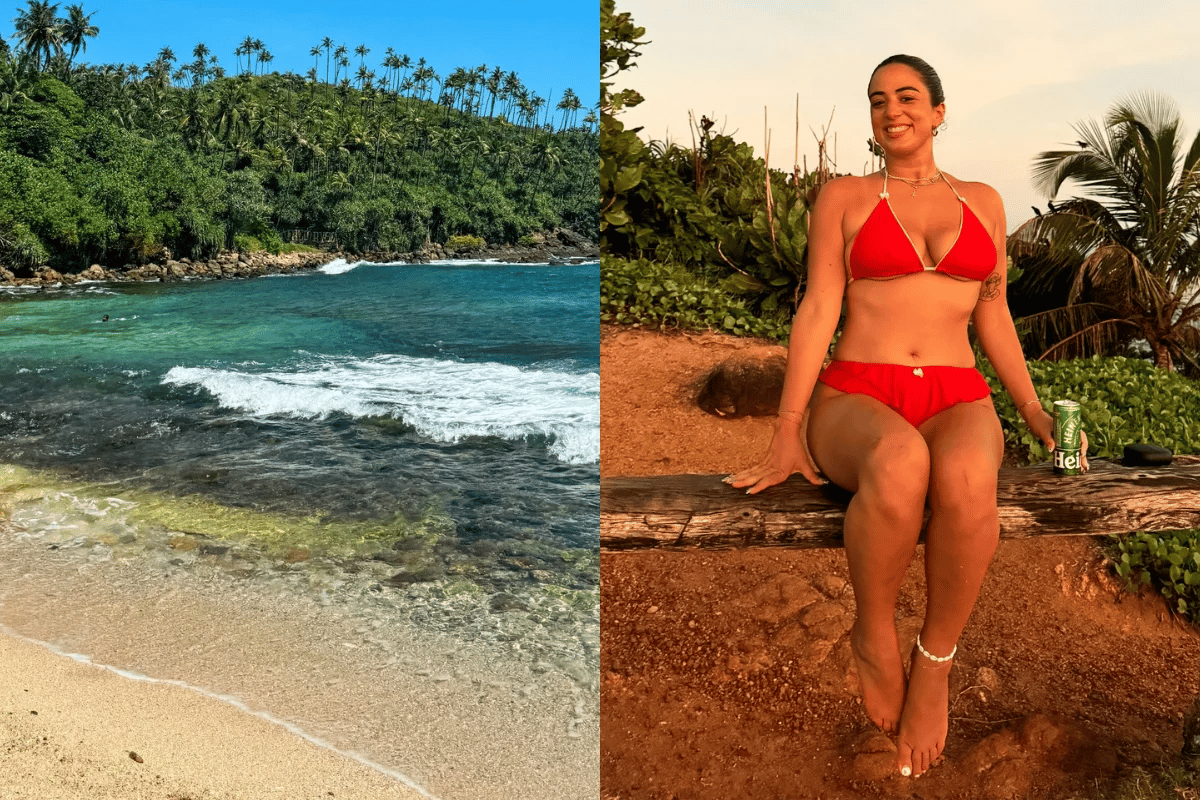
601 455 1200 550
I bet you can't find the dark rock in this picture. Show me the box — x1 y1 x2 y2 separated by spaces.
384 565 442 585
489 592 530 612
696 355 787 418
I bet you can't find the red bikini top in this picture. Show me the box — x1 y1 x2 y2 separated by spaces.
847 172 996 283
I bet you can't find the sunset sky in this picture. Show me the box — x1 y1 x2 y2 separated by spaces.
611 0 1200 231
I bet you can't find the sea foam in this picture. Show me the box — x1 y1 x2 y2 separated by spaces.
163 355 599 465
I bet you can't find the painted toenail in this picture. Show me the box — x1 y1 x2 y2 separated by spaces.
900 766 911 777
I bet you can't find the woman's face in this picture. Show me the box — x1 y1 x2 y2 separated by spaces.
867 63 945 157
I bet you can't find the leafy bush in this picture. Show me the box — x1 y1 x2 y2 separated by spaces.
1113 529 1200 619
233 233 264 252
445 234 485 253
601 255 792 340
980 355 1200 465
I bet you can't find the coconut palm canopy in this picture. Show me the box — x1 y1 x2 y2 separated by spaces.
1008 92 1200 375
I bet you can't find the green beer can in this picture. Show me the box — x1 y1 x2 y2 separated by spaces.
1053 399 1083 475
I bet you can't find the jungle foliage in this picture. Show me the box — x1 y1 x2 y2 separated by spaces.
600 0 821 331
0 2 596 274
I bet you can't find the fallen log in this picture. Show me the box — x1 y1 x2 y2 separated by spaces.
601 456 1200 550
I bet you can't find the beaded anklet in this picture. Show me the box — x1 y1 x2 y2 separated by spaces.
915 634 956 663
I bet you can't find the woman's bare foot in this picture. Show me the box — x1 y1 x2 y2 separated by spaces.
896 644 952 777
849 620 907 734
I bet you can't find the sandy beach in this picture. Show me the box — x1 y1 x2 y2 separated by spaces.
0 509 597 800
1 627 428 800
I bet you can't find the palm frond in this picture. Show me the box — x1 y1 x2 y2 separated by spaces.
1182 127 1200 178
1007 211 1113 293
1018 302 1110 356
1107 91 1182 138
1081 244 1170 313
1037 317 1139 361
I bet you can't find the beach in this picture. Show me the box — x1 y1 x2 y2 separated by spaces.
1 627 428 800
0 513 597 800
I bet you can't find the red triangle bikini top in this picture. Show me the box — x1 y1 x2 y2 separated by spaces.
847 172 996 283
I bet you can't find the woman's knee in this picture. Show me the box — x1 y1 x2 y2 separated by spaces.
929 456 999 520
858 431 930 508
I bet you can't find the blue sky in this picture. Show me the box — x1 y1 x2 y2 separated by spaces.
614 0 1200 233
5 0 597 116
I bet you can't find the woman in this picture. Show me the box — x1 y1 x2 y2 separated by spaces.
727 54 1087 778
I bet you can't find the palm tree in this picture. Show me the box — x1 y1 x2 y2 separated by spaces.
1010 92 1200 374
13 0 63 71
556 88 580 131
237 35 255 75
320 36 333 85
333 44 347 84
60 3 97 68
0 51 37 111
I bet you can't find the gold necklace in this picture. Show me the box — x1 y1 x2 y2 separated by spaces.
884 167 944 197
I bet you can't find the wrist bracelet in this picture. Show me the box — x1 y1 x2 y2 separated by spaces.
1018 399 1042 412
777 410 804 423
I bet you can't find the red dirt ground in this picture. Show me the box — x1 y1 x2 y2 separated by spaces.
600 324 1200 800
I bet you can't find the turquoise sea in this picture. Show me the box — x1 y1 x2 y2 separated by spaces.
0 258 597 562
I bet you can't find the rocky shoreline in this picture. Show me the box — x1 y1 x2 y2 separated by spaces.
0 228 599 288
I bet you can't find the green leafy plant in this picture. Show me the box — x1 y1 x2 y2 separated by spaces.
601 255 791 341
445 233 484 253
1112 529 1200 619
980 354 1200 465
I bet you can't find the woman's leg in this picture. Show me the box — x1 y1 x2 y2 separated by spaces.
806 383 931 734
896 398 1003 776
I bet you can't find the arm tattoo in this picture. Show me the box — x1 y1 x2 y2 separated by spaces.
979 273 1003 302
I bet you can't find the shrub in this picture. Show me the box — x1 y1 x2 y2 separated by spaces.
1113 529 1200 619
979 355 1200 465
233 233 264 252
601 255 792 341
445 234 485 253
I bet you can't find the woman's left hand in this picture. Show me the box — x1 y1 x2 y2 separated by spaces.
1024 406 1089 472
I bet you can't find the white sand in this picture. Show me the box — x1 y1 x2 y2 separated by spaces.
0 629 429 799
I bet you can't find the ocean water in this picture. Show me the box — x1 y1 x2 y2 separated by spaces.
0 258 596 533
0 258 599 680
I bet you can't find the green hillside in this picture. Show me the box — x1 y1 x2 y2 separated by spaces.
0 7 597 275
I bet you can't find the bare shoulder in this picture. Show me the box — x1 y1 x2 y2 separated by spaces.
946 175 1004 215
812 174 877 212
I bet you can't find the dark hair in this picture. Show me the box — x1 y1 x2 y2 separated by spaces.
871 54 944 106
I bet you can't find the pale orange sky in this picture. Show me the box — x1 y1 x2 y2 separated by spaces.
612 0 1200 232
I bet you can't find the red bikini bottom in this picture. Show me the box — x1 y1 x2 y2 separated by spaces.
816 361 992 429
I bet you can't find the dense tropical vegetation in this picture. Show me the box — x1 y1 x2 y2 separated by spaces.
0 1 597 275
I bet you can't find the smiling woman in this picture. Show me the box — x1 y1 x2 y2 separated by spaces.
727 53 1087 779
